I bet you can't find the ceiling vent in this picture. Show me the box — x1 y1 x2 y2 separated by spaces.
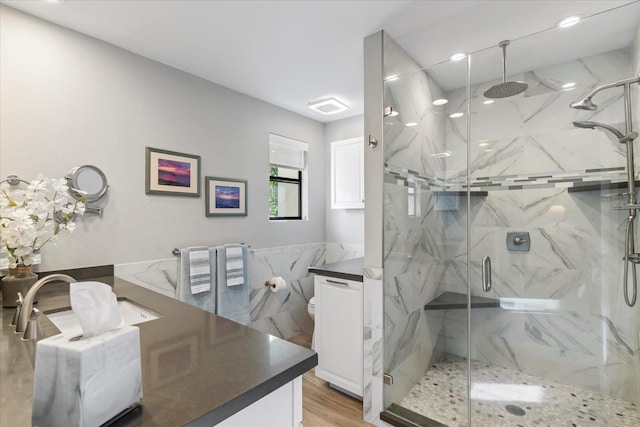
307 97 349 115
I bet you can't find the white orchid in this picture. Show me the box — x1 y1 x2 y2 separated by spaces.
0 175 85 268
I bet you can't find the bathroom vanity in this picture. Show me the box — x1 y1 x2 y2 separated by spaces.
308 257 364 398
0 273 317 426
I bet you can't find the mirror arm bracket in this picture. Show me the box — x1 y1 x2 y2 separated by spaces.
84 206 103 216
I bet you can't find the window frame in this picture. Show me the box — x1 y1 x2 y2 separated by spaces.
269 168 303 221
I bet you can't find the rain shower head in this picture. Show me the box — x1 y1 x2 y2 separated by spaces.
573 121 624 139
484 81 529 99
569 98 597 111
483 40 528 99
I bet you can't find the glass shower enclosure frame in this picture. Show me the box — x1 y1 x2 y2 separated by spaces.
377 3 640 426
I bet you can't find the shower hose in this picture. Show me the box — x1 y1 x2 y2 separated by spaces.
623 214 638 307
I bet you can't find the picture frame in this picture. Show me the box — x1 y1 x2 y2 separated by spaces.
145 147 201 197
205 176 247 217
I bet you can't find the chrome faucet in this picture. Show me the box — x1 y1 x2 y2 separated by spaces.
16 274 77 339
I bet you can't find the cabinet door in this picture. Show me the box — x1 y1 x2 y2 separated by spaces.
314 276 363 396
331 137 364 209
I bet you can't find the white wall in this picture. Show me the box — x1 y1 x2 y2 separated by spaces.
324 115 365 247
0 6 326 271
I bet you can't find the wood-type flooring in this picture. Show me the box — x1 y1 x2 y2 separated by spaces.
288 333 373 427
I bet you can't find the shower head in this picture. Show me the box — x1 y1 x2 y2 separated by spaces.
569 98 597 111
573 121 624 139
570 75 640 110
483 40 528 99
484 81 529 99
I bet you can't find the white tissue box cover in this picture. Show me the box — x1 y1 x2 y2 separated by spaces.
32 325 143 427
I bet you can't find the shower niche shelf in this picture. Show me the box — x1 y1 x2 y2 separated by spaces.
433 190 488 197
424 291 500 311
567 180 640 193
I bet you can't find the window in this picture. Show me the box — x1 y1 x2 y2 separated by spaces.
269 166 302 219
269 134 308 220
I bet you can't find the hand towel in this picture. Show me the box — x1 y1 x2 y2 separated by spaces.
225 244 245 287
188 247 212 294
176 247 217 314
216 245 250 325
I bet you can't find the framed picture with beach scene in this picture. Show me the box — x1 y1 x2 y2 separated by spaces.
145 147 201 196
205 176 247 217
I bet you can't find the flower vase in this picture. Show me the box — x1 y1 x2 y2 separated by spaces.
1 266 38 308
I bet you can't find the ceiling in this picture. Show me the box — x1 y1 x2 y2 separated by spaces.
2 0 639 123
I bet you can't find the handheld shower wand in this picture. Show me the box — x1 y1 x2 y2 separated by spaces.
571 75 640 307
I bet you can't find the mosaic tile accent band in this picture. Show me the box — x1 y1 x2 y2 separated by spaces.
385 164 629 193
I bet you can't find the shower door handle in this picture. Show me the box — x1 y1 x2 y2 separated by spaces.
481 256 492 292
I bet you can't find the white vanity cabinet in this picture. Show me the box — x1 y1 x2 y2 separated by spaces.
218 377 302 427
313 274 363 397
331 137 364 209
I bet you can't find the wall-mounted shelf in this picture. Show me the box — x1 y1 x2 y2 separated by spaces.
567 180 640 193
434 191 488 197
424 291 500 311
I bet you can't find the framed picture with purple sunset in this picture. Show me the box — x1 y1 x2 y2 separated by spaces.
205 176 247 217
145 147 201 197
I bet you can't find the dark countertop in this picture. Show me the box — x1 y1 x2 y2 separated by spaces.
0 276 317 427
308 257 364 282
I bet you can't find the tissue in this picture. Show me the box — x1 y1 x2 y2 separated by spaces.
32 282 142 427
267 276 287 293
70 281 122 338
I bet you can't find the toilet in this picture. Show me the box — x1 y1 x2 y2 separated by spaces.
307 297 316 320
307 297 316 349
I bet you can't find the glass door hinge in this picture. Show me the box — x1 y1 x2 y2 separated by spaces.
384 373 393 385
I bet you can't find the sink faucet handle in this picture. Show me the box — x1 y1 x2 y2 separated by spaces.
11 292 24 327
23 307 45 341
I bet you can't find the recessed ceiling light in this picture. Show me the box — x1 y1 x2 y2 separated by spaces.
478 142 489 147
450 53 466 62
485 149 494 152
562 82 576 89
558 16 581 28
433 98 448 106
389 110 399 117
385 75 399 82
307 97 349 115
405 122 418 127
449 112 464 118
483 100 494 105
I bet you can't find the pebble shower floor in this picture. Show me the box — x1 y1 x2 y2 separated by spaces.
399 354 639 427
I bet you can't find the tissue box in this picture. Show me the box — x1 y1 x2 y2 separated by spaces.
32 325 143 427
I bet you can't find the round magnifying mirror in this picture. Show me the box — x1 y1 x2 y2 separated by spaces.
66 165 108 202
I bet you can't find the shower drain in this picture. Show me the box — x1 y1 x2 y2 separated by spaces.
505 404 526 416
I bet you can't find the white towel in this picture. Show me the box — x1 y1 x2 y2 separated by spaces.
225 244 245 287
189 247 211 294
216 245 250 324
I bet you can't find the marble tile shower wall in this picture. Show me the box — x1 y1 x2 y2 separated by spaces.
439 47 640 401
115 242 352 340
446 48 631 184
382 35 452 406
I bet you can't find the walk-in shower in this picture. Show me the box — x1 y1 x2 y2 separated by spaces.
376 2 640 426
571 75 640 307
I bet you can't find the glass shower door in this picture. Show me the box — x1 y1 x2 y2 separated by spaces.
381 39 471 425
467 9 640 426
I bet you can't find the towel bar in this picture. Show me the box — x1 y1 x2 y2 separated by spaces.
173 244 251 257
